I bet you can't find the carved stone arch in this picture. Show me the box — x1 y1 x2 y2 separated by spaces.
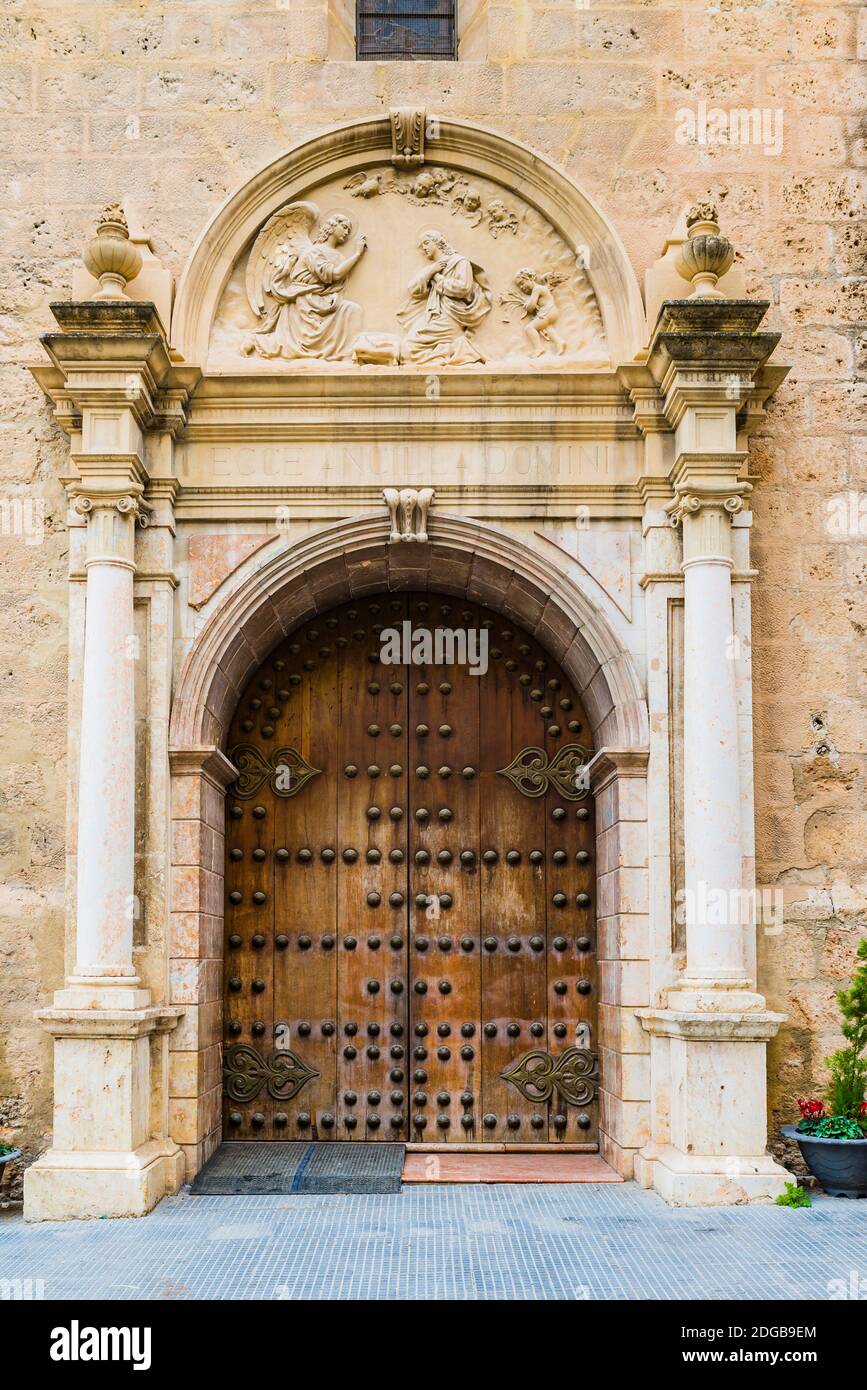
171 115 646 367
168 512 649 1179
169 512 649 758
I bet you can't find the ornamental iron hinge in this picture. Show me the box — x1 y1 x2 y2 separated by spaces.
223 1044 319 1103
496 744 593 801
228 745 322 799
500 1047 599 1107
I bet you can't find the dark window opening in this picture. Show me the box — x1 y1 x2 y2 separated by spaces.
357 2 457 61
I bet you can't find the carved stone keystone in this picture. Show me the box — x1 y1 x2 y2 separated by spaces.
390 107 425 167
384 487 435 542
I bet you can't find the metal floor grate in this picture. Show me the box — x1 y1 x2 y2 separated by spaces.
190 1142 406 1196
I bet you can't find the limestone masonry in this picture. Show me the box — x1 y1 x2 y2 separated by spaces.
0 1 864 1213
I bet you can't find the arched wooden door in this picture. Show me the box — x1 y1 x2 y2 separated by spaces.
223 594 598 1145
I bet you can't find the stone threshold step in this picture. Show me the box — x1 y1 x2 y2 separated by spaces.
402 1152 622 1184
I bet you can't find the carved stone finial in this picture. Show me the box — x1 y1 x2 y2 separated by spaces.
390 108 425 167
384 487 434 543
685 201 718 233
82 203 142 301
676 203 734 300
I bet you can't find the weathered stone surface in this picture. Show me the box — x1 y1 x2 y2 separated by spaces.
2 0 863 1212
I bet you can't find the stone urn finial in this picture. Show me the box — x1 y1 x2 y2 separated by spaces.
675 202 734 300
82 204 142 300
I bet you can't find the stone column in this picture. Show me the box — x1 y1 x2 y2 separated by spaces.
65 493 143 999
673 488 753 999
25 298 186 1221
633 295 790 1204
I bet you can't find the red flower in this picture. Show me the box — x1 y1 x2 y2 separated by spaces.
860 1101 867 1116
797 1097 825 1119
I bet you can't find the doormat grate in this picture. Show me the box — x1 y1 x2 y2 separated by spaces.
189 1142 406 1196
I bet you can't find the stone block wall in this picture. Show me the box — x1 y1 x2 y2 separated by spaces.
1 0 864 1191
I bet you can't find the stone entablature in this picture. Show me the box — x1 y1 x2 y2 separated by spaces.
24 114 791 1219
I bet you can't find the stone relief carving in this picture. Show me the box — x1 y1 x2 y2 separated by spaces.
342 164 520 237
398 229 492 366
500 268 569 358
240 202 367 362
212 164 609 370
384 487 435 543
450 184 484 228
486 198 519 238
344 171 386 199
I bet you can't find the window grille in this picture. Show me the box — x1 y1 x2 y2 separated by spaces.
357 2 457 61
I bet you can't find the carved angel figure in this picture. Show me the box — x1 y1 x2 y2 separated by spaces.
501 267 568 357
398 229 492 366
400 168 456 205
486 198 519 238
451 184 484 228
241 202 366 362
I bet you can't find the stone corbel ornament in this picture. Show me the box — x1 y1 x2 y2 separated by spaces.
390 107 425 167
384 487 435 543
82 204 143 301
675 203 735 300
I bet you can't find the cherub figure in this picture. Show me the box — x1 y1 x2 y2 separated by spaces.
486 198 519 237
240 202 367 362
501 267 568 357
402 168 456 204
451 185 484 227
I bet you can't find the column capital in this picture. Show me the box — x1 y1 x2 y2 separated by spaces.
70 489 151 521
67 486 151 567
665 453 752 565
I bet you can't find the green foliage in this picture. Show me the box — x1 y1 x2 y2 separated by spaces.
775 1181 812 1209
797 1114 864 1140
0 1143 14 1156
825 937 867 1122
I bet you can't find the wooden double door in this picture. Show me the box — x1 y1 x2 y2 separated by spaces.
223 593 598 1145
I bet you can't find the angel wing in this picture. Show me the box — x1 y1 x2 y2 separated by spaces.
245 201 319 318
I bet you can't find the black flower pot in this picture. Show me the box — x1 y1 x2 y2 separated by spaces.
781 1125 867 1198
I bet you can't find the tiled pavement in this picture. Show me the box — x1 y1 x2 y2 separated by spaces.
0 1183 862 1300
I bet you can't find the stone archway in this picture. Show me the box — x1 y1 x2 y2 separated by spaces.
168 512 650 1180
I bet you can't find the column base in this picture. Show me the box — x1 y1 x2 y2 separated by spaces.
635 1144 790 1206
636 1003 787 1206
55 980 151 1010
29 999 184 1221
24 1141 185 1222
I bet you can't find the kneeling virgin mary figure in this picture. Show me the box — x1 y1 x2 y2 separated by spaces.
399 229 492 366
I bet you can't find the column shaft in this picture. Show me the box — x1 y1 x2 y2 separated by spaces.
682 552 745 982
72 501 138 984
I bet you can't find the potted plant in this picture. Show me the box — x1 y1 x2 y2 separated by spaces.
0 1143 22 1174
781 938 867 1197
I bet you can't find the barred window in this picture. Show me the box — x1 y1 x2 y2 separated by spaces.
357 2 457 61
